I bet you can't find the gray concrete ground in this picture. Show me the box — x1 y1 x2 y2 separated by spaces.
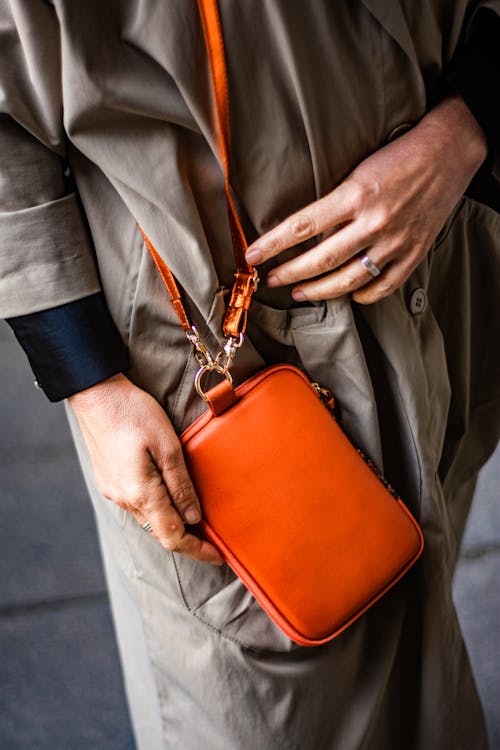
0 323 135 750
0 321 498 749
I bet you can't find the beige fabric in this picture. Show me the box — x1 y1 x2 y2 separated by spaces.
2 2 500 748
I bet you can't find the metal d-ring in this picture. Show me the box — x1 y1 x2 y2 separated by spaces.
194 362 233 401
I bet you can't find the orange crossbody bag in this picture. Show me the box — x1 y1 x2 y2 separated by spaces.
139 0 424 646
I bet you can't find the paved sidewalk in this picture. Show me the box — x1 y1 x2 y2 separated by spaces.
0 324 135 749
0 321 498 749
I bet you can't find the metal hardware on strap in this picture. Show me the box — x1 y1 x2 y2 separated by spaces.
214 332 244 371
223 269 259 337
187 328 242 394
187 325 243 375
195 363 233 401
186 326 214 368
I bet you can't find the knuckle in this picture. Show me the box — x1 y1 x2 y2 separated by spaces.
397 227 413 248
162 444 185 471
107 492 145 519
290 213 315 240
267 235 284 255
339 273 357 294
158 522 182 551
126 479 146 503
348 181 364 211
350 178 380 211
363 177 381 201
98 481 114 501
270 267 290 285
164 537 180 552
368 206 392 235
128 493 148 514
259 232 284 257
99 480 131 508
129 480 166 514
169 476 195 509
165 530 189 554
349 181 366 210
112 498 130 513
315 251 338 274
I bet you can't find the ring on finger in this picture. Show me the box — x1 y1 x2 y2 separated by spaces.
141 520 153 533
359 252 382 278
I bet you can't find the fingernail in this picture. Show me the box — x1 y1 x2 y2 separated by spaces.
184 506 200 524
266 274 279 287
292 289 306 301
245 247 263 264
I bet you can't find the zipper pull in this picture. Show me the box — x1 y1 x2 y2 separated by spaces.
311 382 336 413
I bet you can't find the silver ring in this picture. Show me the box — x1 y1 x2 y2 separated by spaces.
360 252 382 278
141 520 153 533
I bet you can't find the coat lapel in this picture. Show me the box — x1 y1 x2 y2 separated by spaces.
360 0 420 69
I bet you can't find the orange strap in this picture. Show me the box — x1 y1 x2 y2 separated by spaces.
139 227 192 334
140 0 257 339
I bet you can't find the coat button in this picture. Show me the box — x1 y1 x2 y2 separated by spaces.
409 288 427 315
386 122 413 142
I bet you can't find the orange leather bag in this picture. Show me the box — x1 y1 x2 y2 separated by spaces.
140 0 424 646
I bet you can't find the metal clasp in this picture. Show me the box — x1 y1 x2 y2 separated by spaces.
186 326 214 368
185 326 244 400
194 363 233 401
214 332 244 371
250 267 260 294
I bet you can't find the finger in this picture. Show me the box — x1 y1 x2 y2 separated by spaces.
127 504 153 533
133 472 186 543
245 182 355 265
289 246 391 301
140 517 224 566
136 476 223 564
151 442 202 526
147 430 223 564
266 222 367 288
351 256 418 305
174 531 224 565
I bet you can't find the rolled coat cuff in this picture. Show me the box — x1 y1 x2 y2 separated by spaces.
0 193 101 318
6 293 129 402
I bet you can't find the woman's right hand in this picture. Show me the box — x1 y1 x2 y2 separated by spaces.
68 373 223 565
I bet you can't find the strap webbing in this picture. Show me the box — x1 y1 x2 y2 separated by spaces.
139 227 192 334
140 0 257 339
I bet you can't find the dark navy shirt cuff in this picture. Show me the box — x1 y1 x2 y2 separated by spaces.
442 8 500 164
6 293 129 402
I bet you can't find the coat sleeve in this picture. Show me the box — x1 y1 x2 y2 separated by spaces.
0 1 128 400
0 1 102 317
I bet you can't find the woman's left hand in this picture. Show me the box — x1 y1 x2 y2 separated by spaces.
245 94 487 304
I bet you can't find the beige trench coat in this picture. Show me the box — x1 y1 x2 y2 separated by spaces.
1 1 499 748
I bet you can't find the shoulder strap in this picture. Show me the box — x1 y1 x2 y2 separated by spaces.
139 0 258 340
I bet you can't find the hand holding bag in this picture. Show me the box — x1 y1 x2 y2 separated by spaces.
139 0 424 646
